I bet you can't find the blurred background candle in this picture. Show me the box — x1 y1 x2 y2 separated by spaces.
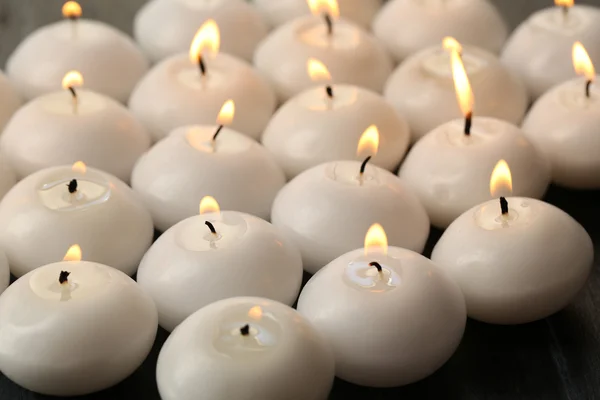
253 0 393 102
262 59 410 179
0 251 8 294
0 71 21 131
373 0 508 63
501 0 600 100
129 19 276 141
134 0 268 63
6 1 148 103
0 157 17 200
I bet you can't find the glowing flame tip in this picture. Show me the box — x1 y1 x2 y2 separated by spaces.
189 19 220 64
62 1 82 18
63 244 82 262
199 196 220 215
216 100 235 126
451 51 474 117
357 125 379 158
364 223 388 256
307 0 340 19
490 159 513 198
62 70 83 90
573 41 595 81
71 161 86 174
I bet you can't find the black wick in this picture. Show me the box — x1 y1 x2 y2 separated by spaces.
205 221 217 235
213 125 224 141
586 80 593 98
59 271 71 284
326 85 334 99
67 179 78 194
324 13 333 36
464 111 472 136
369 261 383 272
198 54 206 76
500 197 509 215
240 324 250 336
360 156 372 175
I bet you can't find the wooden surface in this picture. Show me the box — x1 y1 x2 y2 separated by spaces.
2 1 600 399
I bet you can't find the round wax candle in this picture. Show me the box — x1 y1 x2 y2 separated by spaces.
432 197 593 325
0 260 158 396
0 71 21 131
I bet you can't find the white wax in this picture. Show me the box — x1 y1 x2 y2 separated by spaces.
501 5 600 100
0 261 158 396
0 70 21 131
432 197 594 325
0 156 17 200
262 84 409 179
132 125 285 231
0 89 150 182
6 19 148 103
398 117 551 229
129 53 276 142
254 16 393 102
137 212 303 331
297 247 466 387
373 0 507 63
134 0 268 63
157 297 335 400
253 0 382 29
522 77 600 189
384 44 528 143
271 161 429 274
0 251 8 294
0 165 154 277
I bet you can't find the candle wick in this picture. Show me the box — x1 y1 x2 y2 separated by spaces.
68 86 78 114
369 261 383 273
586 80 592 98
464 112 472 136
324 13 333 36
205 221 218 236
59 270 71 285
500 196 509 215
326 85 334 99
240 324 250 336
67 179 78 194
360 156 372 176
212 125 224 142
562 6 569 19
198 54 207 77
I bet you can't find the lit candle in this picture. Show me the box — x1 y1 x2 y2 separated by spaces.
373 0 508 63
262 58 410 179
130 19 276 142
6 1 148 103
0 71 151 182
522 41 600 188
297 224 466 387
254 0 393 102
137 197 303 332
501 0 600 100
0 70 21 131
134 0 268 63
156 297 335 400
272 127 429 274
0 245 158 396
432 160 593 324
0 162 154 277
0 251 8 294
384 37 528 143
399 49 550 228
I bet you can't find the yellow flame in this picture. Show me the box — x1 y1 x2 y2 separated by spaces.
216 100 235 126
555 0 574 7
62 70 83 89
71 161 86 174
364 223 388 256
248 306 263 320
573 41 595 82
199 196 220 215
443 37 462 54
189 19 220 64
307 58 331 82
490 160 513 197
307 0 340 19
63 244 82 262
62 1 82 18
356 125 379 158
451 50 474 118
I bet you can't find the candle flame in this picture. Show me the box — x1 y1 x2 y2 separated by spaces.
248 306 263 320
199 196 220 215
62 1 82 19
356 125 379 158
307 58 331 82
189 19 220 64
216 100 235 126
573 41 595 82
307 0 340 19
490 160 513 197
364 223 387 256
555 0 574 8
63 244 82 262
71 161 86 174
451 50 474 118
62 70 83 89
442 37 462 54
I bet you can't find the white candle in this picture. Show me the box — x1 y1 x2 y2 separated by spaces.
373 0 507 63
6 1 148 103
0 70 21 131
0 71 150 182
0 251 8 294
431 162 593 325
0 248 158 396
134 0 268 63
522 42 600 189
384 38 528 143
263 59 409 179
0 156 17 200
501 2 600 100
0 163 153 278
129 20 276 142
137 197 303 331
157 296 335 400
399 50 550 228
297 224 466 387
132 101 285 231
254 0 393 102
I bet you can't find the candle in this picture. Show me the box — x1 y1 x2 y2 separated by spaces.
501 0 600 100
373 0 508 63
297 224 466 387
253 0 393 102
262 59 410 179
137 197 303 332
132 101 285 231
0 162 154 278
156 296 335 400
0 251 8 294
399 49 550 228
129 20 276 142
6 1 148 103
431 161 593 324
0 71 150 182
522 42 600 189
384 37 528 143
0 70 21 131
0 245 158 396
253 0 382 29
272 129 429 274
134 0 268 63
0 156 17 200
